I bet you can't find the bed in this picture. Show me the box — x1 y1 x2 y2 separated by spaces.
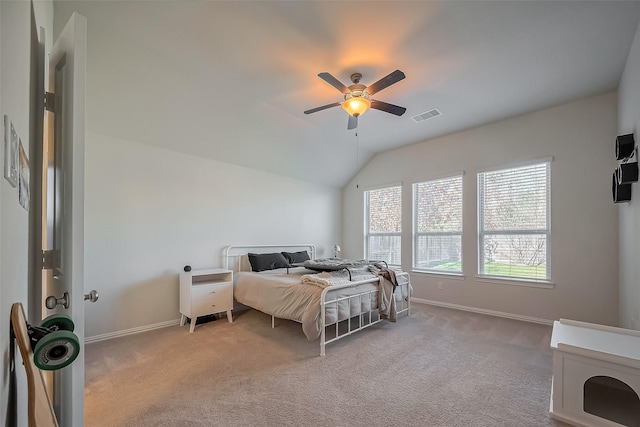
223 244 412 356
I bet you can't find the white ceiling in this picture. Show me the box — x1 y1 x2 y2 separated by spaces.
54 1 640 188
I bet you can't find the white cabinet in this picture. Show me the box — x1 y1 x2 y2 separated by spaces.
549 319 640 426
179 268 233 333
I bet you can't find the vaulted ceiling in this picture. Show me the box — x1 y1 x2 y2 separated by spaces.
54 1 640 187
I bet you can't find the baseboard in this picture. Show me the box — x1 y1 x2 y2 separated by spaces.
85 319 181 344
411 297 554 325
85 301 552 343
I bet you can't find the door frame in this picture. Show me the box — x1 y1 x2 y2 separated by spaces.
29 11 87 427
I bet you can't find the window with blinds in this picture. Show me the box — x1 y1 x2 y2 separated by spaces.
477 161 550 281
413 175 463 273
364 185 402 265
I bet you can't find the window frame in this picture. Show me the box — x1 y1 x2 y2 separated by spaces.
363 184 402 266
477 160 551 283
412 174 464 274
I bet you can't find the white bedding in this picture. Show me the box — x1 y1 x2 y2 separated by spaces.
234 267 380 341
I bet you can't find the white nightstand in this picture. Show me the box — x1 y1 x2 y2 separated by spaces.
179 268 233 333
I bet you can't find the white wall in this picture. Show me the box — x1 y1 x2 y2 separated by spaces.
84 132 342 338
343 92 619 326
0 1 53 424
618 23 640 330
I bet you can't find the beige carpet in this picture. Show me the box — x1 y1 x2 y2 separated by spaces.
85 304 568 426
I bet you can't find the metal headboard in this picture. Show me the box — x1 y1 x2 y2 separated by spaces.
223 244 316 272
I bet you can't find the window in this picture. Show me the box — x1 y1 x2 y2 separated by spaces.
413 175 463 273
364 185 401 265
478 161 550 281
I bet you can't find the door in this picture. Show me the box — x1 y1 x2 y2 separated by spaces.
41 12 87 427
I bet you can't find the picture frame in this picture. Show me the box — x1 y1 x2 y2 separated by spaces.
3 115 18 187
18 139 30 211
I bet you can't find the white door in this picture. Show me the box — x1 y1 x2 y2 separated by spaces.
41 12 87 427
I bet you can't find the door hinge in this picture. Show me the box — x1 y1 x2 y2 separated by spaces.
44 92 55 113
42 250 54 270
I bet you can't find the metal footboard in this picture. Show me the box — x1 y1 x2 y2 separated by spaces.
319 273 411 356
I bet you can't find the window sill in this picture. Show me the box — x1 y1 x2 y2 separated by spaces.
412 270 466 280
475 275 555 289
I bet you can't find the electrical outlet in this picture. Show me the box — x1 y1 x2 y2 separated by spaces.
437 281 443 290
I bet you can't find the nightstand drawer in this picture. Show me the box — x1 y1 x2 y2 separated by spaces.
192 295 231 315
191 282 232 301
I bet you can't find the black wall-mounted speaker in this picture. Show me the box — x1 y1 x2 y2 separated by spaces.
613 172 632 203
616 134 635 160
617 162 639 184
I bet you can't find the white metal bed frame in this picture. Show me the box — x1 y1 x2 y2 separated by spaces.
223 244 411 356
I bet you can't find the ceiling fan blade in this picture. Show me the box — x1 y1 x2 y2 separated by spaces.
371 99 407 116
304 102 341 115
318 72 350 94
366 70 406 96
347 115 358 130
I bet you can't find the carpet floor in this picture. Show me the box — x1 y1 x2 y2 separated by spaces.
85 303 568 426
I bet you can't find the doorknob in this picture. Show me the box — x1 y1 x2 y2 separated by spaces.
84 290 99 303
45 291 70 310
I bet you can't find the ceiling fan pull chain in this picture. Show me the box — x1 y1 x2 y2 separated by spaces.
356 132 360 189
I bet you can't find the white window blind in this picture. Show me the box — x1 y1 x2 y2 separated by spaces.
413 175 463 273
478 162 550 281
364 185 402 265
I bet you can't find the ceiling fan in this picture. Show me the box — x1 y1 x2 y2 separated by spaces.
304 70 407 130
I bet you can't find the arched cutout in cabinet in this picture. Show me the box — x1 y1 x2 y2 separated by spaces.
583 375 640 427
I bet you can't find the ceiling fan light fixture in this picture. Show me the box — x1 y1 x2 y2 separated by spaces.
342 96 371 117
305 70 406 128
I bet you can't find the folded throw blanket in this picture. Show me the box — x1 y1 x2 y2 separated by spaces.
301 268 376 288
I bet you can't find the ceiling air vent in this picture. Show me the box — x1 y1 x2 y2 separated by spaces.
412 108 442 123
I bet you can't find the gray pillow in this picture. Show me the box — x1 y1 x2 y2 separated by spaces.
281 251 310 264
248 252 290 272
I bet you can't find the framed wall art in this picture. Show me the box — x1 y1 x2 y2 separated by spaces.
18 139 30 211
3 115 18 187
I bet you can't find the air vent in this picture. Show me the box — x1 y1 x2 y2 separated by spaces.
412 108 442 123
